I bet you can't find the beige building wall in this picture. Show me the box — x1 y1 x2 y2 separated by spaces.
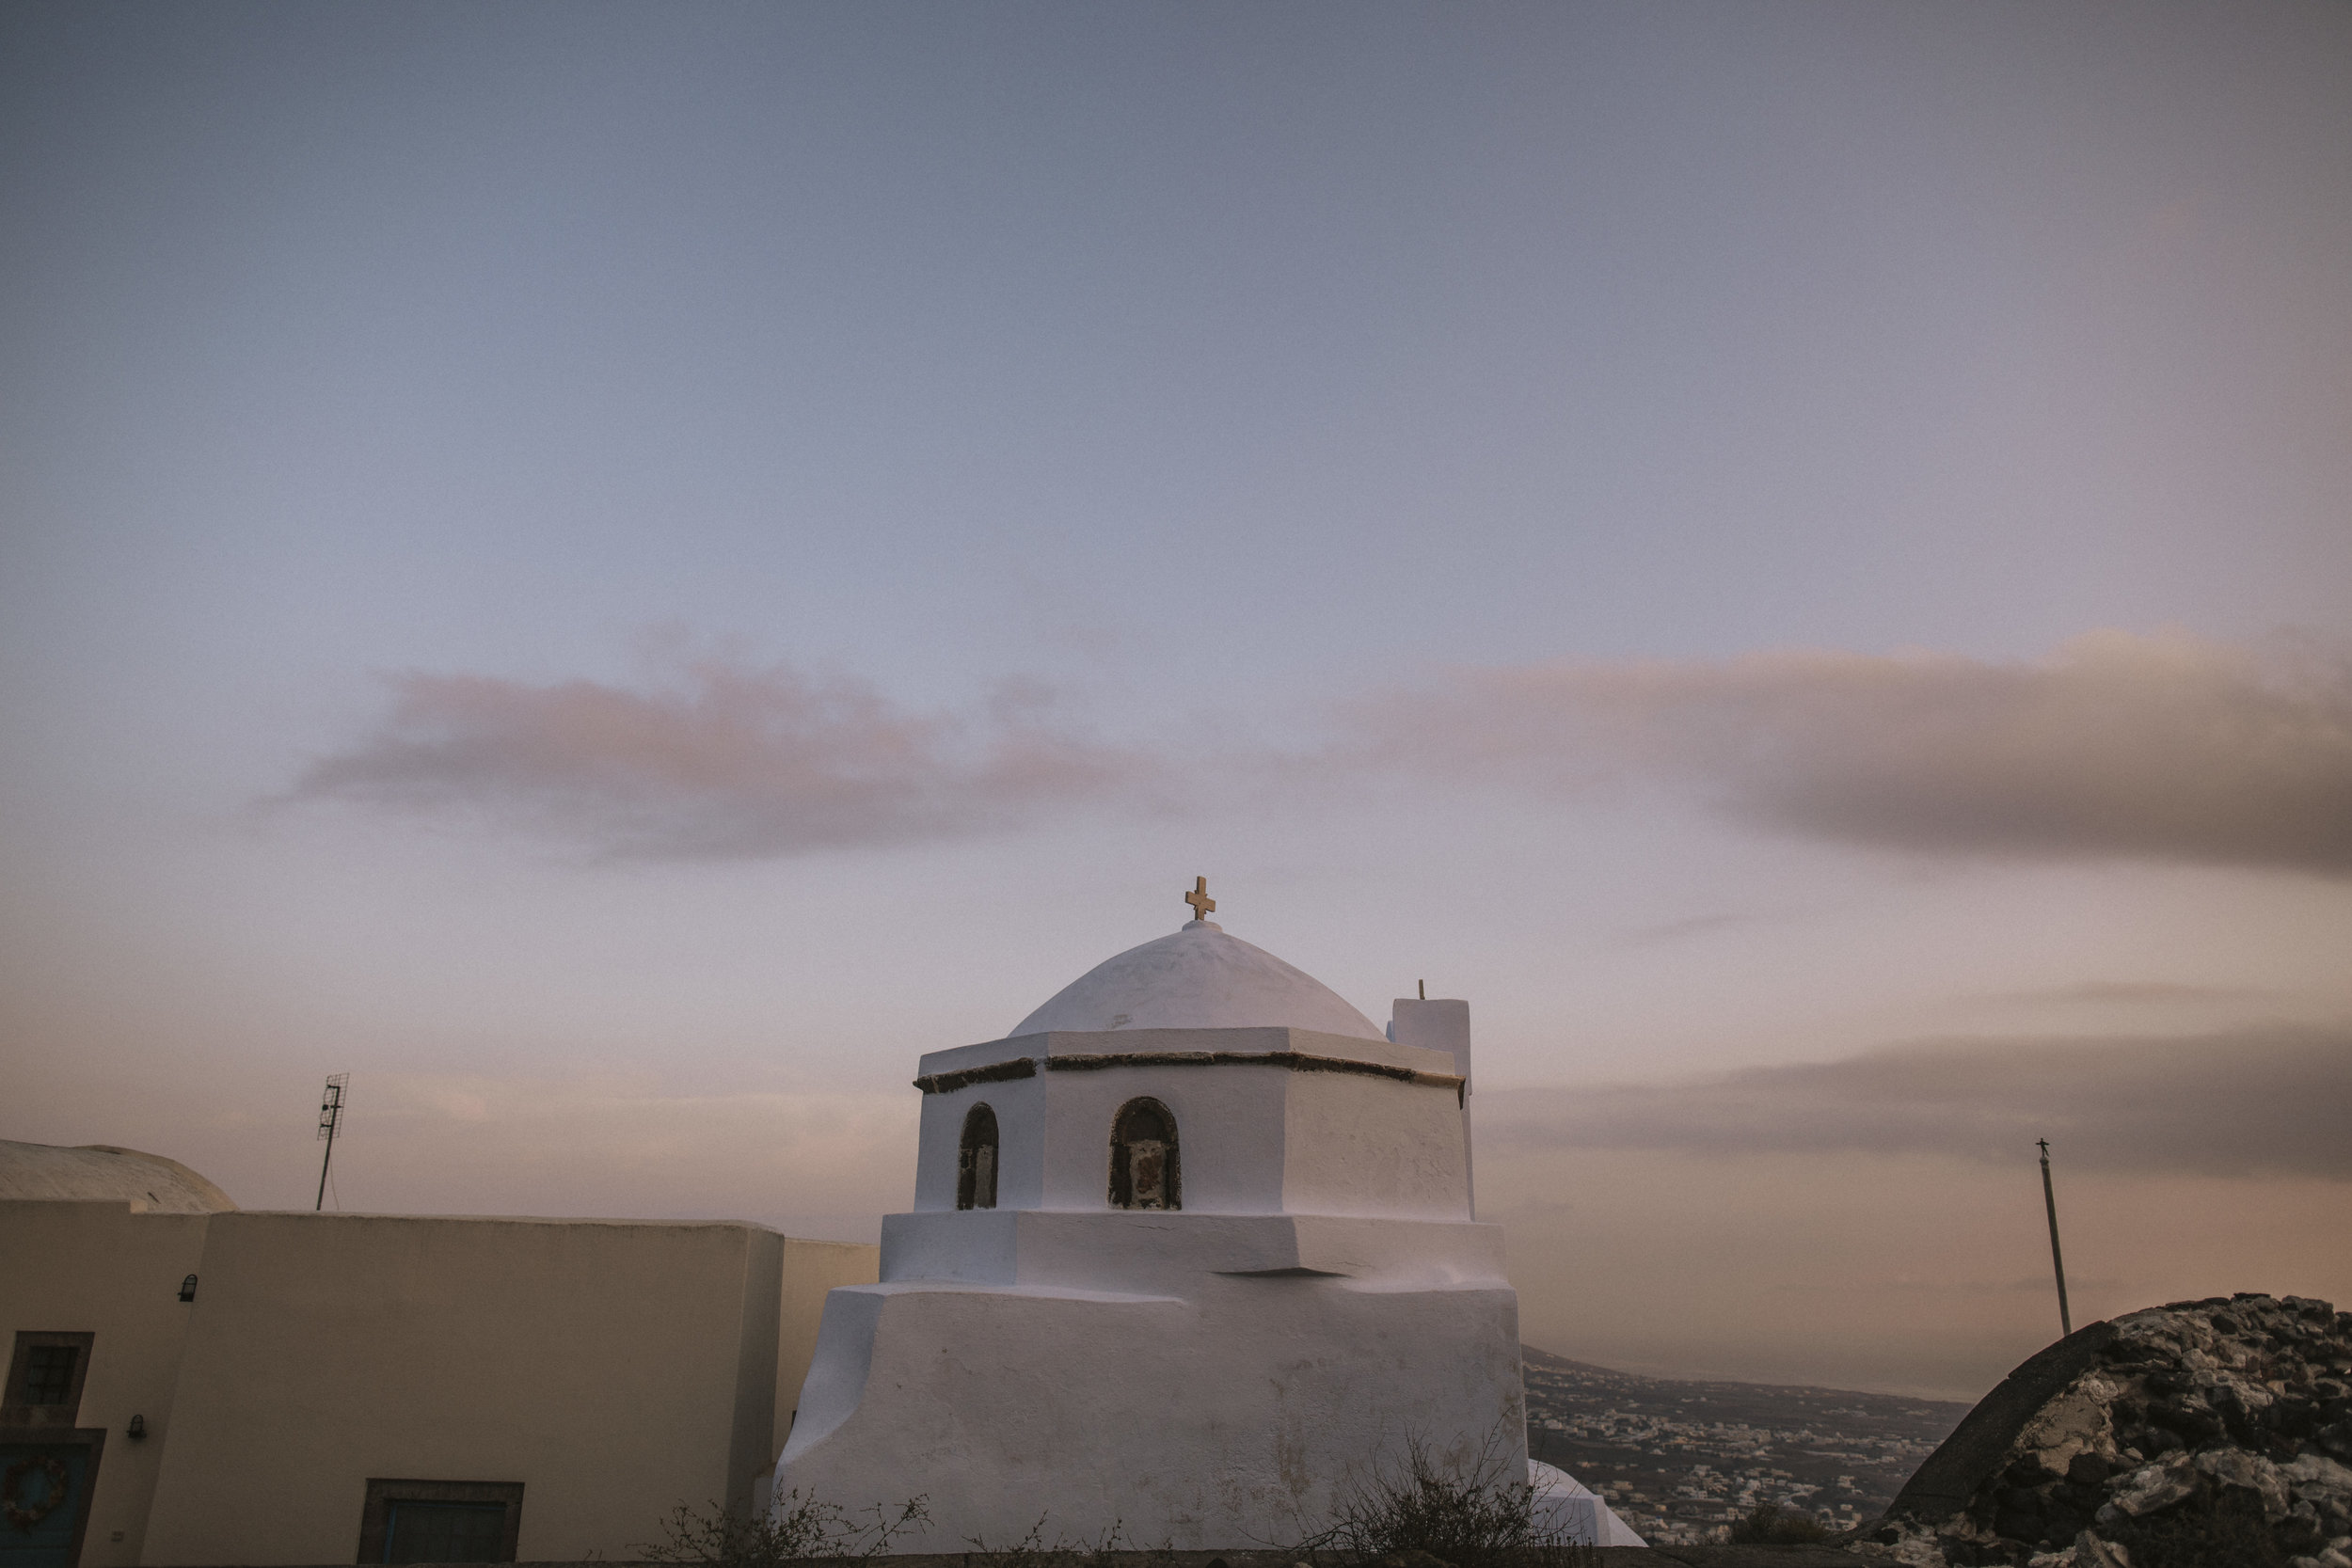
135 1213 874 1566
0 1200 214 1568
3 1144 880 1568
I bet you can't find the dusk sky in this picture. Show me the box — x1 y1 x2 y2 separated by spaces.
5 2 2349 1401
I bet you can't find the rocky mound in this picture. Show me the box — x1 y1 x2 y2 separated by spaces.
1858 1293 2352 1567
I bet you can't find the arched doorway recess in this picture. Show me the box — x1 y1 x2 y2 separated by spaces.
958 1103 999 1210
1108 1098 1179 1211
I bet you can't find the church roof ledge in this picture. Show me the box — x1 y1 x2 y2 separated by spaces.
915 1024 1454 1080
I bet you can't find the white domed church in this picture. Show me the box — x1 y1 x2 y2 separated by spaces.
772 882 1641 1550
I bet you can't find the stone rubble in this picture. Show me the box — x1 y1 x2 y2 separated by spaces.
1855 1293 2352 1567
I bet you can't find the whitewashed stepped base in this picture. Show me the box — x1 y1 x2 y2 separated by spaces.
778 1219 1523 1551
1530 1459 1649 1547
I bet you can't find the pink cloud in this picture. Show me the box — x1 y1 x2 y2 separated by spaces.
297 630 2352 874
294 659 1146 859
1485 1023 2352 1180
1345 630 2352 873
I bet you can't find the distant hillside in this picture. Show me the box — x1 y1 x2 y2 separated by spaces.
1521 1345 1969 1546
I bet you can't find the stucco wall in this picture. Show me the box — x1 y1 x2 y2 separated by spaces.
1280 1071 1467 1219
0 1200 213 1568
911 1028 1465 1219
913 1076 1047 1212
791 1003 1504 1549
135 1213 862 1566
771 1238 881 1462
1032 1064 1291 1214
779 1269 1525 1550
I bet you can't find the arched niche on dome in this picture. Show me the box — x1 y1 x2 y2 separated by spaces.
1108 1098 1180 1212
957 1102 999 1211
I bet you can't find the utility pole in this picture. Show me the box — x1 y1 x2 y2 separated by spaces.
316 1074 348 1212
2038 1138 2072 1338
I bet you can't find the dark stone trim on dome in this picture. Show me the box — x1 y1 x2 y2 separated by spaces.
914 1050 1461 1094
1053 1050 1462 1088
913 1057 1040 1095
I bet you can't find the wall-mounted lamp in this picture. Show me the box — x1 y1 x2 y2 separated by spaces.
127 1415 147 1440
178 1274 198 1302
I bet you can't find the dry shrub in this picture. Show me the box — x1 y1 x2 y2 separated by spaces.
1294 1432 1599 1568
638 1492 930 1568
961 1514 1178 1568
1726 1502 1831 1544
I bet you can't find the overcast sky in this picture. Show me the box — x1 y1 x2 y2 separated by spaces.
5 1 2348 1401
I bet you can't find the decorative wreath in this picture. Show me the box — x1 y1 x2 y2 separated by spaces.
3 1455 69 1532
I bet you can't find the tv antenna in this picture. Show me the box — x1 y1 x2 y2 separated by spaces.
316 1074 349 1212
2038 1137 2072 1338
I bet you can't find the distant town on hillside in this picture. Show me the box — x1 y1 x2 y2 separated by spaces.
1521 1347 1970 1546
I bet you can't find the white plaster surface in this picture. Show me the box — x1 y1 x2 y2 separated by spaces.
1390 999 1475 1219
1390 999 1471 1087
777 922 1557 1551
777 1263 1524 1551
1529 1459 1648 1547
877 1211 1508 1292
1009 921 1386 1040
911 1045 1468 1219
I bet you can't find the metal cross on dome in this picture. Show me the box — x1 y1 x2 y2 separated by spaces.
1184 877 1216 923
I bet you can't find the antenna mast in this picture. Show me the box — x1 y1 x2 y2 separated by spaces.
316 1074 349 1212
2038 1137 2072 1338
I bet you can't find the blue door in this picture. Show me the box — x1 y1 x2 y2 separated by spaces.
0 1443 97 1568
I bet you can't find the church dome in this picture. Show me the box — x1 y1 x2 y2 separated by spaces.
0 1140 238 1212
1009 920 1384 1041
